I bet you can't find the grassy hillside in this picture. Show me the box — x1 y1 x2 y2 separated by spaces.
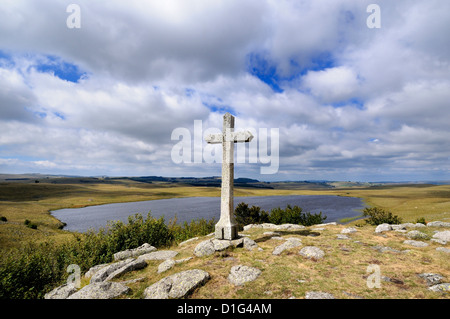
1 179 449 251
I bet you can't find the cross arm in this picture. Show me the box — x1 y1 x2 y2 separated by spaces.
205 131 254 144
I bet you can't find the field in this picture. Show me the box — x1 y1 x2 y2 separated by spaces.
1 179 449 251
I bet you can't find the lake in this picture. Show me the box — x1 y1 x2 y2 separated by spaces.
51 195 366 233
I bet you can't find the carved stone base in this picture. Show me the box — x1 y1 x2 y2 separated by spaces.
215 223 239 240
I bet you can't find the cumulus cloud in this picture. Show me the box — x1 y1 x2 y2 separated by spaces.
0 0 449 181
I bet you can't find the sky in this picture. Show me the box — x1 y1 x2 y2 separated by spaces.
0 0 449 182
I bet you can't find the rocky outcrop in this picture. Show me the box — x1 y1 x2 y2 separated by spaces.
228 265 261 286
113 243 156 261
67 282 130 299
299 246 325 260
272 237 302 255
143 269 210 299
90 258 147 283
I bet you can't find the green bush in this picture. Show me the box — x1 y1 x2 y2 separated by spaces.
269 205 327 226
234 203 327 227
415 217 427 225
362 207 402 225
24 219 37 229
234 202 269 229
0 211 216 299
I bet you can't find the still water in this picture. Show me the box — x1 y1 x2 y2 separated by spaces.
51 195 366 233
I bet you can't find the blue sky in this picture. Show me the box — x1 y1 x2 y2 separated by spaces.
0 0 449 182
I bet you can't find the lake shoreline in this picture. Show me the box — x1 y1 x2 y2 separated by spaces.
52 195 367 233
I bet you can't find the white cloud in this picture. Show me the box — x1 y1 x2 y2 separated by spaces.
301 66 360 103
0 0 449 181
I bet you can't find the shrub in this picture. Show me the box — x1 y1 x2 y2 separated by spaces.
362 207 402 225
0 211 217 299
24 219 37 229
269 205 327 226
234 203 327 227
415 217 427 225
234 202 269 229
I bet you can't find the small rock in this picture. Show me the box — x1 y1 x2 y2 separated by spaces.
44 284 78 299
314 222 337 227
403 240 429 247
272 238 302 255
406 230 430 240
418 273 444 286
341 227 357 234
428 283 450 293
67 282 129 299
193 239 217 257
375 224 392 233
158 259 176 273
305 291 334 299
113 243 156 261
432 230 450 243
175 257 193 264
104 258 147 281
228 265 262 286
144 269 210 299
84 264 108 279
212 239 231 251
263 231 280 236
90 258 135 283
299 246 325 260
427 221 450 228
337 234 350 240
243 237 258 251
138 250 179 261
436 247 450 254
372 245 403 253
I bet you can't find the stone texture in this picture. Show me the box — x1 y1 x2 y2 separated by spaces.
113 243 156 261
44 284 78 299
158 259 176 273
403 240 429 247
432 230 450 243
143 269 210 299
205 113 253 240
137 250 179 261
436 247 450 254
427 221 450 228
243 237 258 251
428 283 450 293
336 234 350 240
67 282 130 299
104 258 147 282
212 238 232 251
406 230 430 240
375 224 392 233
299 246 325 260
305 291 335 299
341 227 357 234
193 239 216 257
418 273 444 286
84 264 108 279
90 258 135 283
228 265 261 286
273 237 302 255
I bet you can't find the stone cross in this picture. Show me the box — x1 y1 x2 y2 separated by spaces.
205 113 253 240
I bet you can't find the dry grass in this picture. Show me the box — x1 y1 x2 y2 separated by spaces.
108 223 449 299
